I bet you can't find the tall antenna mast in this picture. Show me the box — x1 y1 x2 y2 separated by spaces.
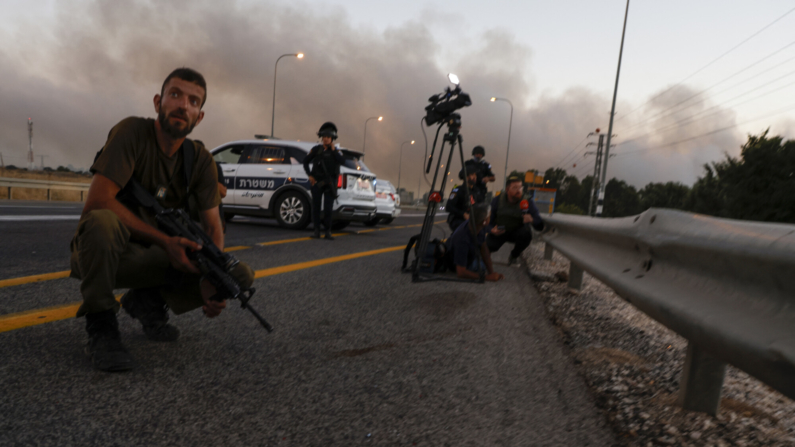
27 118 35 170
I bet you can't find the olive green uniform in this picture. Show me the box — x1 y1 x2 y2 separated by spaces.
70 117 254 317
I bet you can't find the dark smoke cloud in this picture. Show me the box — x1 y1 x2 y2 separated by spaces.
0 0 746 192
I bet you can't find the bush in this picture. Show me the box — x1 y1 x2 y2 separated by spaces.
556 203 584 215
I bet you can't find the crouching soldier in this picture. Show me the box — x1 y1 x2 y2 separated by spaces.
486 174 544 266
71 68 254 372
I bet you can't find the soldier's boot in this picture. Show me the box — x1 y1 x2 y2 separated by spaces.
121 287 180 342
311 228 321 238
324 230 334 240
85 309 134 372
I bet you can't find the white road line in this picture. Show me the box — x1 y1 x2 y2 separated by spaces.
397 213 448 217
0 205 82 209
0 215 81 221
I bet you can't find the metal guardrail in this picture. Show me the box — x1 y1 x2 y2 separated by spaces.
540 208 795 416
0 176 90 200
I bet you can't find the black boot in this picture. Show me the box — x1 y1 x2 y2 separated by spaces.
311 228 321 239
324 230 334 240
121 288 180 342
85 309 134 372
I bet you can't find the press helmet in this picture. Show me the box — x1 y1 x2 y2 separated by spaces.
472 145 485 157
317 122 338 140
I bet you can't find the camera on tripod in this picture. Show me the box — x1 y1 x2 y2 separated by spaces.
424 74 472 126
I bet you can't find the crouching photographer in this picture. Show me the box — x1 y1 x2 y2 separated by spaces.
444 202 504 281
486 174 544 266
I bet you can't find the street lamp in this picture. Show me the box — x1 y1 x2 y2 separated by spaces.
362 116 383 154
490 96 514 187
398 140 415 192
271 52 304 138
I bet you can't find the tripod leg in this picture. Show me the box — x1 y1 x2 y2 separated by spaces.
413 137 447 280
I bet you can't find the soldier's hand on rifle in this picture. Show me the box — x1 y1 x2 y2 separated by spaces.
164 236 202 274
200 279 227 318
523 214 534 224
309 176 316 186
463 212 469 220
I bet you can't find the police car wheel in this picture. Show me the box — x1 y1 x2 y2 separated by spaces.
275 191 310 230
363 217 380 226
223 213 236 222
381 217 394 225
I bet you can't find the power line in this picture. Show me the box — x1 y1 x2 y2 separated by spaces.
613 103 795 157
615 5 795 122
618 71 795 145
552 135 589 169
620 37 795 133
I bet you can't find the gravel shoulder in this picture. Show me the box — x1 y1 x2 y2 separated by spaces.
522 241 795 447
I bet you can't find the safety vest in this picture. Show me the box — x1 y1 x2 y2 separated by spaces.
494 193 524 233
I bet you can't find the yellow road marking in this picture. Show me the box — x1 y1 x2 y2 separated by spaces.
0 221 438 291
0 294 122 334
0 271 71 289
253 245 403 279
258 236 310 246
0 246 404 333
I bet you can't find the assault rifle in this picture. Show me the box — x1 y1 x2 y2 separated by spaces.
119 178 273 332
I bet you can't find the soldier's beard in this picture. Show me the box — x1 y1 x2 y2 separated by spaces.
158 109 196 139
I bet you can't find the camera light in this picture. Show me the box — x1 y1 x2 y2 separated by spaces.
296 53 304 59
490 97 497 102
447 73 459 85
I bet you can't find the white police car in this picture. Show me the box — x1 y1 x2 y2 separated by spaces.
211 138 376 230
365 179 401 226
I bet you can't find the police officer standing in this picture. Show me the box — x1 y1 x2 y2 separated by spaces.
459 145 495 199
446 169 484 232
304 122 345 240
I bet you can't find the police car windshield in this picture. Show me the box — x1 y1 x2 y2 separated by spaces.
341 151 370 172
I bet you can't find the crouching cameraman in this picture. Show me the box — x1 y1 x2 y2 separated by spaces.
444 203 504 281
486 174 544 265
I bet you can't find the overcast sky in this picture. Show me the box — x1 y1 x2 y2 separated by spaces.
1 0 794 194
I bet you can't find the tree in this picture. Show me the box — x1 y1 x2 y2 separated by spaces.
639 182 690 211
684 131 795 223
603 178 642 217
543 168 567 190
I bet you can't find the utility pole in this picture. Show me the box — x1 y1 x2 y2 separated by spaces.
27 118 35 170
587 134 605 216
596 0 630 217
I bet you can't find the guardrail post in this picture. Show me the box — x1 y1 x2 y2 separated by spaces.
7 186 10 200
678 342 726 416
47 189 51 201
568 262 583 291
544 243 554 260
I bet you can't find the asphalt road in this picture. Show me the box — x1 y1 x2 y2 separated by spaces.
0 200 615 446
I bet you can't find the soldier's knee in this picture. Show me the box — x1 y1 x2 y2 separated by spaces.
78 209 130 248
233 261 255 289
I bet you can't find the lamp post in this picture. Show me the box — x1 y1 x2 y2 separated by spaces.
271 52 304 138
490 97 513 187
597 0 630 217
398 140 415 192
362 116 383 154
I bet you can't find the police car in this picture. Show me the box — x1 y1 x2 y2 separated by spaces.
365 179 401 226
211 138 377 230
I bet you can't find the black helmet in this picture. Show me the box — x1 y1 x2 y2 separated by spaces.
472 145 485 156
318 122 338 140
